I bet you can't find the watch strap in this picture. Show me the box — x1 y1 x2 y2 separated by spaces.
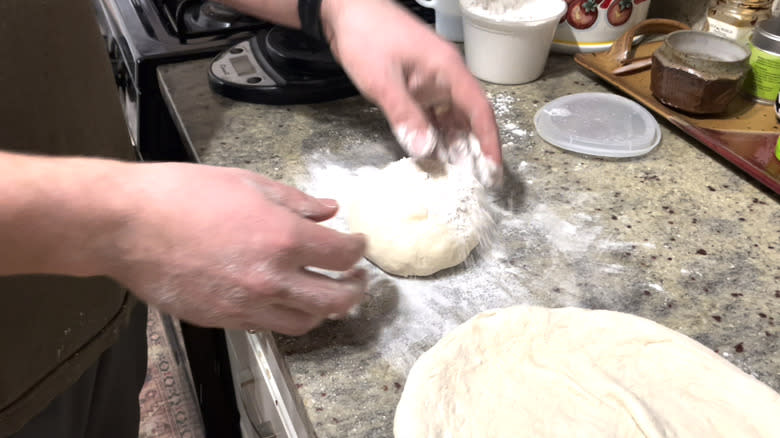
298 0 326 42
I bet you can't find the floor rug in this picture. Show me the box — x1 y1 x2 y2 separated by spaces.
139 308 206 438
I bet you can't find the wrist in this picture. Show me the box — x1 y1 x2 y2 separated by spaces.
298 0 326 41
68 159 138 278
319 0 347 42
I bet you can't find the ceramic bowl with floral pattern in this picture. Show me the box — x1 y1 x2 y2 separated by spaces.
552 0 652 53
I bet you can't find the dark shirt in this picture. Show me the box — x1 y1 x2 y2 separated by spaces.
0 0 137 434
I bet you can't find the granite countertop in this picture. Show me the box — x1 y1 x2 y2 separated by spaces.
158 55 779 437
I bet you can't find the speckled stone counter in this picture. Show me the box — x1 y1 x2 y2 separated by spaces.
158 55 779 437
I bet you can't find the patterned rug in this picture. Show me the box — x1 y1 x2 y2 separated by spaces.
139 308 206 438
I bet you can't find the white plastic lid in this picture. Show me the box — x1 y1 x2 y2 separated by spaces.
533 92 661 158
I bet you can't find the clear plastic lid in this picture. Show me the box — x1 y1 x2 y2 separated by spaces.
533 92 661 158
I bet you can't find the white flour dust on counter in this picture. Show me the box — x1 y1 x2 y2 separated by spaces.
297 155 640 373
503 121 530 139
489 92 515 117
299 158 526 372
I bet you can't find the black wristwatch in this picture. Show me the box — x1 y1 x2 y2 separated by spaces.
298 0 326 42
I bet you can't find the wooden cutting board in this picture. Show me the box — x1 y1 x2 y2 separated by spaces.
574 19 780 195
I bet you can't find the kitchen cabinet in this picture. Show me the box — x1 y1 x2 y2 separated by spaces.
158 54 779 437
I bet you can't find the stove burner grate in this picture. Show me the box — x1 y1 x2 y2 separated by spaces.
155 0 266 43
153 0 433 44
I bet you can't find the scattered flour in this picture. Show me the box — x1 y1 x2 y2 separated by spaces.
488 92 515 117
529 204 600 254
504 122 529 138
300 158 521 371
648 283 665 292
298 153 646 373
462 0 566 22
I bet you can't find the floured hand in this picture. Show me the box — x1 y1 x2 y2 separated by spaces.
107 163 368 335
320 0 503 187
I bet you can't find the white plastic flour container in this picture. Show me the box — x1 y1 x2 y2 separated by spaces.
459 0 567 84
415 0 464 42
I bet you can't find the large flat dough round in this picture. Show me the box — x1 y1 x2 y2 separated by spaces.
394 306 780 437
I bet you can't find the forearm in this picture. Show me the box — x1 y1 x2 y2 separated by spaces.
0 151 131 278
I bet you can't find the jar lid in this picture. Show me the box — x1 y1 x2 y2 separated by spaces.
533 92 661 158
753 17 780 53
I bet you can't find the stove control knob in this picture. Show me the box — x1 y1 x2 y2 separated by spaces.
105 38 124 86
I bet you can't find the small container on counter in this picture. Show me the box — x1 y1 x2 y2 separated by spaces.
741 17 780 103
459 0 566 84
706 0 772 46
651 30 751 115
551 0 654 54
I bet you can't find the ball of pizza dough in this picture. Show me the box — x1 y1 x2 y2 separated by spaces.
347 158 492 277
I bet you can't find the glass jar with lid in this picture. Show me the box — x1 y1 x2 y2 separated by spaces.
706 0 773 45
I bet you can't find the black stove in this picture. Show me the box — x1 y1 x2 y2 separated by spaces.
160 0 265 41
92 0 433 162
92 0 271 161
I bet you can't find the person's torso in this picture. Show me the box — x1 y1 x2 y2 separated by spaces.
0 0 138 434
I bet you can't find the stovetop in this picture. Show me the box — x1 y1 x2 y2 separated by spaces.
152 0 433 42
96 0 433 80
153 0 266 42
96 0 266 63
91 0 436 159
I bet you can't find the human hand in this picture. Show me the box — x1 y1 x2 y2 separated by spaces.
105 163 367 335
320 0 503 187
